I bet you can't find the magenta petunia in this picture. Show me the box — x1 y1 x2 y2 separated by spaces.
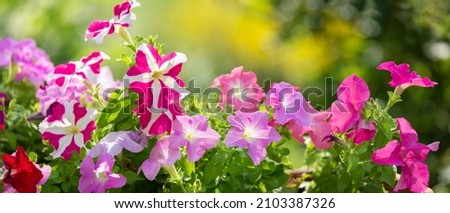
85 0 140 44
346 119 376 144
309 112 334 150
124 44 189 107
225 111 281 165
265 82 312 126
140 136 182 181
212 66 264 112
371 117 439 193
377 61 438 89
78 153 126 193
329 74 370 133
89 131 146 157
38 101 97 160
169 115 220 162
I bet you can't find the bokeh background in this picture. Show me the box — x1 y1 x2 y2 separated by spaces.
1 0 449 191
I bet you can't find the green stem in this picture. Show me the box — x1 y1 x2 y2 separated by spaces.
384 87 403 112
164 165 187 193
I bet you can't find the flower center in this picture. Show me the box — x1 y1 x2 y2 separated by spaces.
243 129 251 140
95 170 108 182
185 131 193 140
151 70 164 79
67 125 80 135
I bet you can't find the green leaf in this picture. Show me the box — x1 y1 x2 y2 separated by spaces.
379 166 396 188
337 172 350 192
347 154 359 172
262 176 279 188
204 151 226 184
123 171 144 184
28 151 38 162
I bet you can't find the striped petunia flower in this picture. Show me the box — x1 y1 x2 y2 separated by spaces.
39 101 97 160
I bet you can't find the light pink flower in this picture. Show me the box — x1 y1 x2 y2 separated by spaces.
225 111 281 165
89 131 146 157
212 66 264 112
371 117 439 193
39 101 97 160
169 115 220 162
265 82 312 126
140 136 181 181
78 153 126 193
377 61 437 89
286 120 311 144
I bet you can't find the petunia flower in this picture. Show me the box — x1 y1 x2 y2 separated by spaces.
136 95 183 136
0 37 54 86
329 74 370 133
346 119 376 144
1 146 50 193
39 101 97 160
211 66 264 112
309 112 334 150
0 93 7 130
124 43 189 109
286 120 310 144
85 0 140 44
89 131 146 157
377 61 438 89
225 111 281 165
169 115 220 162
140 136 182 181
37 76 88 116
371 117 440 193
78 153 126 193
51 51 110 86
265 82 312 126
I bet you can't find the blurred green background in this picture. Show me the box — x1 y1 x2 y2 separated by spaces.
1 0 449 191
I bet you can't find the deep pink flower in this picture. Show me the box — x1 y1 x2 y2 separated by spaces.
169 115 220 162
140 136 181 181
346 119 376 144
85 0 140 44
39 101 97 160
124 44 188 107
329 74 370 133
371 117 440 193
89 131 146 157
225 111 281 165
78 153 126 193
377 61 437 89
265 82 312 126
212 66 264 111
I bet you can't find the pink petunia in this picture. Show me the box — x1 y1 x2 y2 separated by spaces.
377 61 437 89
212 66 264 112
371 117 439 193
78 153 126 193
89 131 146 158
85 0 140 44
38 101 97 160
0 93 7 130
225 111 281 165
346 119 376 144
140 136 181 181
169 115 220 162
329 74 371 133
265 82 312 126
